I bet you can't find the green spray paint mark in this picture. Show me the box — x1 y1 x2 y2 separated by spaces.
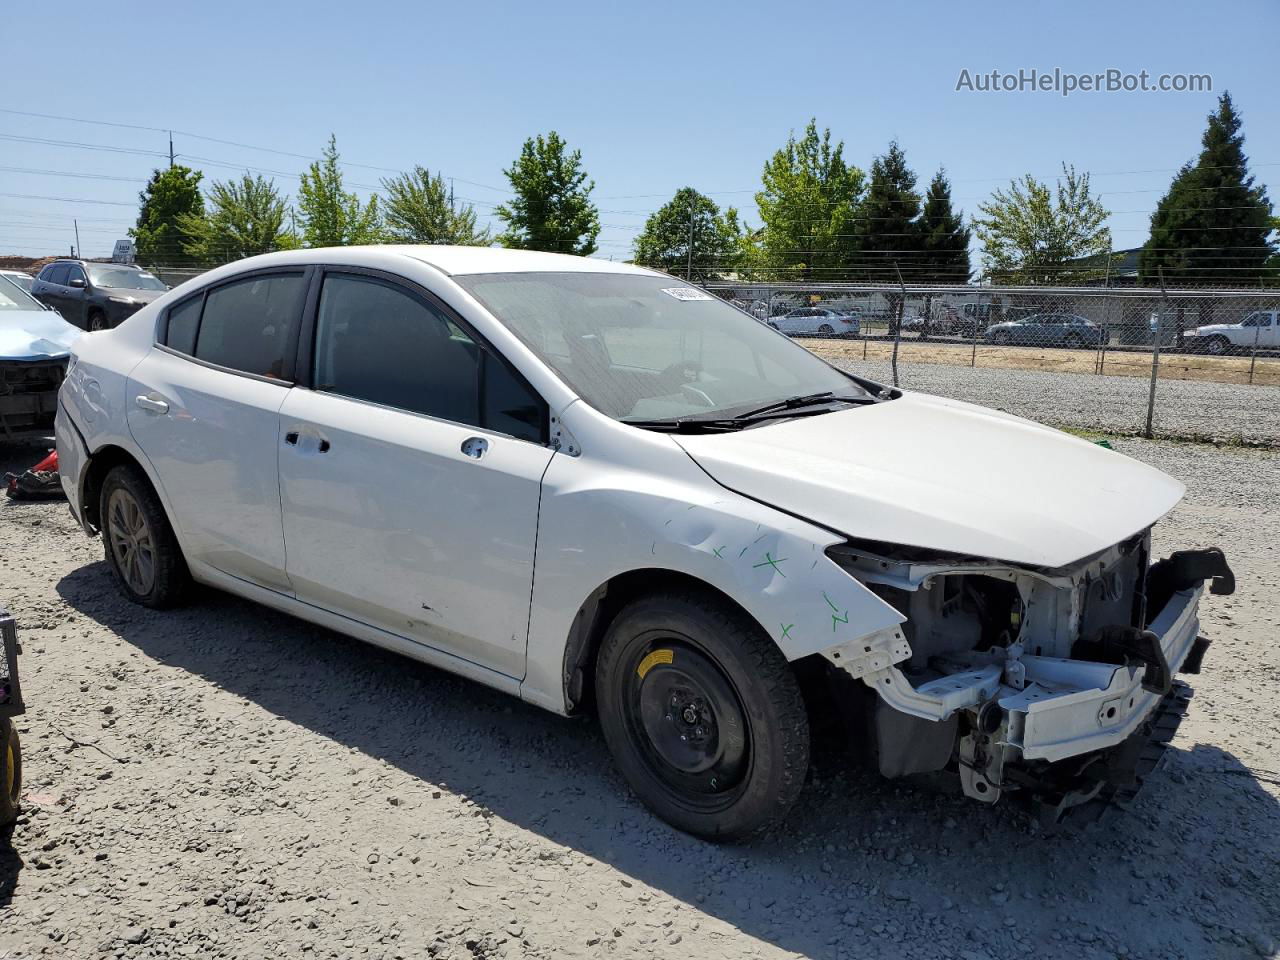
712 546 726 559
780 623 794 641
753 552 788 576
823 591 848 631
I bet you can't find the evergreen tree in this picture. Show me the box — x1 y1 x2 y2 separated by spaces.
178 173 297 264
918 169 971 283
297 135 383 247
382 167 491 246
755 120 863 279
856 141 923 280
1139 93 1275 285
495 132 599 255
633 187 743 280
130 165 205 267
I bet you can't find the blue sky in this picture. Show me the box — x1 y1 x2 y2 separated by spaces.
2 0 1276 263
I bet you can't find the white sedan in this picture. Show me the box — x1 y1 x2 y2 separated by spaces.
770 306 861 337
56 246 1231 838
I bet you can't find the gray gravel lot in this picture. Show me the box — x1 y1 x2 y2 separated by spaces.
809 345 1280 446
0 438 1277 960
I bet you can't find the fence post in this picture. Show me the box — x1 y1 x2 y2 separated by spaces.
891 263 905 388
1148 269 1169 439
970 287 981 367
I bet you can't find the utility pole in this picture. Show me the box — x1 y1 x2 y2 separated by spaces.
74 219 81 259
449 177 455 214
169 131 175 168
686 202 695 281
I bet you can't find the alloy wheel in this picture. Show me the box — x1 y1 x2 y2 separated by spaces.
107 488 156 595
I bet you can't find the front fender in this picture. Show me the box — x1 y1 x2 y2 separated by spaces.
520 422 906 714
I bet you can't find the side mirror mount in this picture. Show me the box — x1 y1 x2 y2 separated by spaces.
68 277 87 289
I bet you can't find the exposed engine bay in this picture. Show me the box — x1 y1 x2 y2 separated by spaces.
819 532 1234 820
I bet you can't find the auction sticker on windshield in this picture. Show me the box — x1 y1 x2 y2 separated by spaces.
660 287 714 301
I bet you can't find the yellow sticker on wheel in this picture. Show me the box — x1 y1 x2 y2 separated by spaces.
637 649 674 679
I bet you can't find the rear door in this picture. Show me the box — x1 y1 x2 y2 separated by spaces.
127 268 309 592
277 269 553 679
61 263 89 328
35 264 70 317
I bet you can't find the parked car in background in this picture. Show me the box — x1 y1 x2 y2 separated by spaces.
772 306 861 337
1185 310 1277 355
0 270 35 295
985 313 1105 348
0 278 79 441
57 245 1232 839
902 314 955 337
31 260 168 331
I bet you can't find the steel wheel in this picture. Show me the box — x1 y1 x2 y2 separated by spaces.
626 638 751 810
107 487 156 596
1205 336 1228 355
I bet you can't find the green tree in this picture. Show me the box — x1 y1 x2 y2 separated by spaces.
178 173 298 264
633 187 743 280
382 167 491 245
131 165 205 266
856 140 923 280
973 165 1111 283
755 120 864 279
495 132 599 255
297 135 383 247
918 169 971 283
1139 93 1275 285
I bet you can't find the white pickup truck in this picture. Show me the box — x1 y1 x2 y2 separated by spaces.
1187 309 1278 354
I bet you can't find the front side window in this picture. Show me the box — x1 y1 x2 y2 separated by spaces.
456 272 868 422
313 274 544 442
194 273 305 379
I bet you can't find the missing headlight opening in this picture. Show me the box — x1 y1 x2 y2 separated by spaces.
820 534 1234 822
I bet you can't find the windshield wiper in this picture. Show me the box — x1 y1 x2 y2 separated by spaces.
624 406 849 434
728 391 870 421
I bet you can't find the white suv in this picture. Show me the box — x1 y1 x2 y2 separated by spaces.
55 246 1232 838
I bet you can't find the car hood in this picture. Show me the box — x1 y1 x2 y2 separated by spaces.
673 393 1184 568
1191 324 1235 334
102 287 165 305
0 308 80 361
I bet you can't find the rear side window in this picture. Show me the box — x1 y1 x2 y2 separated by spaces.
165 296 202 355
45 264 69 285
194 273 305 379
313 273 544 442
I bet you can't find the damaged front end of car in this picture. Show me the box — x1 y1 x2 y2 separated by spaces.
820 535 1234 821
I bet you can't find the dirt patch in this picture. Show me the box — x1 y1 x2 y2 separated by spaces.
808 337 1280 387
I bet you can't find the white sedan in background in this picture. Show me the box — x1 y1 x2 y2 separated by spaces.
771 306 861 337
56 246 1231 838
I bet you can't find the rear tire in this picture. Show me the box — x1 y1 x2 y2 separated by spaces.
0 717 20 829
595 591 809 841
100 464 192 608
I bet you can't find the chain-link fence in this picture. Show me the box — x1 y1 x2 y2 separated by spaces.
703 281 1280 446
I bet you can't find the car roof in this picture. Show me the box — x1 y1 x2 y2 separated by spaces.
337 245 661 278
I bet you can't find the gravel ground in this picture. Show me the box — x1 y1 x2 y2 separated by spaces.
806 344 1280 446
0 438 1277 960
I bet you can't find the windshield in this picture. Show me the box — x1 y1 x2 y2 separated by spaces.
457 272 868 422
2 273 33 294
0 278 45 312
87 265 167 291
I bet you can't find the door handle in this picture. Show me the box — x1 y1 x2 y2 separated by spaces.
460 436 488 460
134 394 169 415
